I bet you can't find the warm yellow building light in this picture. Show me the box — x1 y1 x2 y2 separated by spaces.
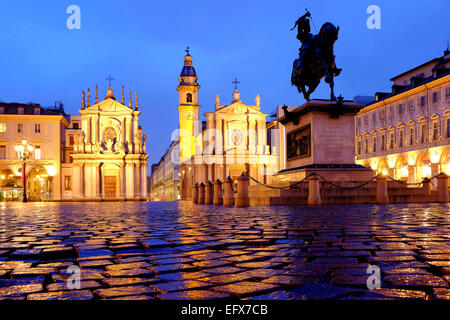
422 166 431 178
400 167 408 178
46 166 57 177
387 157 396 169
429 150 441 164
371 161 378 171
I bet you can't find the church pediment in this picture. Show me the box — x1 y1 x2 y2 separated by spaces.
215 102 262 115
83 98 134 114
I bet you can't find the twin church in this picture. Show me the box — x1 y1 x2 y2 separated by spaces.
152 50 280 201
0 83 148 201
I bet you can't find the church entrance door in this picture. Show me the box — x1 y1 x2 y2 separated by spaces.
104 176 116 198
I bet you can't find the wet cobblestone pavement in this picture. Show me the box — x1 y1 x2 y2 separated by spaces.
0 201 449 300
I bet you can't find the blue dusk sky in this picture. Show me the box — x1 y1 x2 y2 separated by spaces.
0 0 448 164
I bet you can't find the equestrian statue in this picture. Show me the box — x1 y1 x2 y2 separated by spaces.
291 9 342 101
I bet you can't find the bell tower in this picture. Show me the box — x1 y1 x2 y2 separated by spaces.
177 47 200 163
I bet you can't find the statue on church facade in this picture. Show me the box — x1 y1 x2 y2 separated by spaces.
291 9 342 101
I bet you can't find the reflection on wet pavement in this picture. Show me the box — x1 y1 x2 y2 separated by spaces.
0 201 449 300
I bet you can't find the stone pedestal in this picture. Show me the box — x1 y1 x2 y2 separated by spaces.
198 182 205 204
205 180 213 204
376 175 389 204
437 173 449 203
235 174 250 207
276 100 374 184
223 177 235 207
307 175 321 205
213 180 223 205
192 183 199 203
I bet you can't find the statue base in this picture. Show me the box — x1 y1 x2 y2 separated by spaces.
276 99 374 182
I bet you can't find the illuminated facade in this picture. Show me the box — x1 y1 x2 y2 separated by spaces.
0 86 149 201
355 49 450 185
149 141 180 201
176 51 278 200
69 86 149 200
0 103 68 201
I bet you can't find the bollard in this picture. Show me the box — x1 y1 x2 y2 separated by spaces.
436 172 449 203
213 179 223 205
376 175 389 204
192 183 199 203
236 172 250 207
307 174 322 205
198 182 205 204
205 180 213 204
223 177 235 207
422 178 432 195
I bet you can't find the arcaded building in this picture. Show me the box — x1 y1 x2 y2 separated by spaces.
355 48 450 184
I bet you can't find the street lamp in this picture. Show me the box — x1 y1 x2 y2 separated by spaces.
14 140 34 202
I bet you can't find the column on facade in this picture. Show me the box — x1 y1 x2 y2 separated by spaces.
126 116 132 153
261 120 267 154
223 120 228 153
207 164 214 183
134 162 141 197
133 116 139 154
205 114 213 155
126 161 135 199
256 120 265 155
216 118 223 155
84 163 92 198
249 119 256 154
72 164 80 198
91 162 99 199
142 161 148 198
214 164 224 183
91 116 98 145
86 117 91 145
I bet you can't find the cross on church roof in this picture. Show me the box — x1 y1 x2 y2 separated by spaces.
232 77 240 90
105 74 115 87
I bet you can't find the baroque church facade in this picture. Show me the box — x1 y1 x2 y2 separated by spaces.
70 86 149 200
176 51 279 201
0 85 148 201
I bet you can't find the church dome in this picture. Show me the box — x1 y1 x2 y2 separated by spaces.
180 54 197 77
180 65 197 77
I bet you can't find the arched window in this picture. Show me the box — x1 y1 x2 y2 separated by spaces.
186 93 192 103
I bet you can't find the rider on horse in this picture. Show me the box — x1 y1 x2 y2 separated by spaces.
291 12 315 65
290 10 342 101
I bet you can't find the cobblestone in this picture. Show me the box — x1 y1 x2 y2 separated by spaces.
0 202 449 300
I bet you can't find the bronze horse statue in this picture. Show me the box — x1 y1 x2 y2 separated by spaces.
291 12 342 101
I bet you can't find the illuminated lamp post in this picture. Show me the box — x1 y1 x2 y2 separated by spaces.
14 140 34 202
